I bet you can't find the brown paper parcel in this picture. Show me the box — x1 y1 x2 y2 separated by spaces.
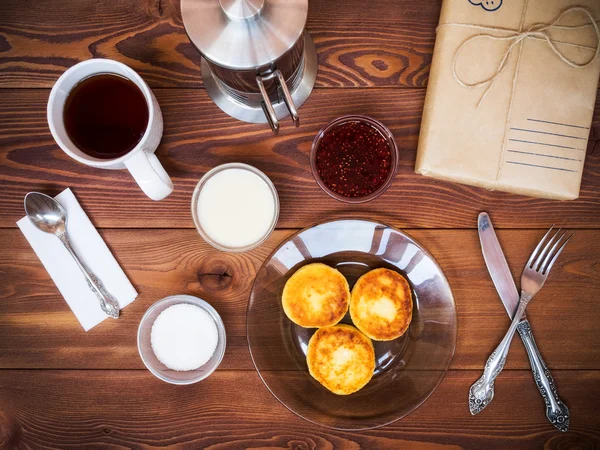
415 0 600 200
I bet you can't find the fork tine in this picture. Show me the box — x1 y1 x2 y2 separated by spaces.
540 230 567 273
533 228 561 272
534 228 562 271
527 225 555 268
543 233 574 275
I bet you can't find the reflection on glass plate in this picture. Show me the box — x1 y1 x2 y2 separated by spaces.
247 219 457 430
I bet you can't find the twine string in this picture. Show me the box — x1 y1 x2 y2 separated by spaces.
439 6 600 107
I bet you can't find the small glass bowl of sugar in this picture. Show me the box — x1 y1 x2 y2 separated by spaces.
137 295 226 384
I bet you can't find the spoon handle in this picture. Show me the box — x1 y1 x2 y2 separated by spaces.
58 232 120 319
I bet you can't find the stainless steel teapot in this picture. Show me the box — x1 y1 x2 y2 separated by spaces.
182 0 318 133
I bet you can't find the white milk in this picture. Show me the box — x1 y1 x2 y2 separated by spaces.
196 167 276 249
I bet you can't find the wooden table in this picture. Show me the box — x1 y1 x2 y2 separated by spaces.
1 0 599 448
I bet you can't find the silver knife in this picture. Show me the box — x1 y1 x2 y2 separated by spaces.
478 212 570 432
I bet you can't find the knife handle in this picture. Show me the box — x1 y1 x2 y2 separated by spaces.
517 320 570 432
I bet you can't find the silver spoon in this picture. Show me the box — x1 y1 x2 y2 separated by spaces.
24 192 120 319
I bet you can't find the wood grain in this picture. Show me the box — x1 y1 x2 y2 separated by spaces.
1 88 599 230
0 0 440 89
2 0 600 447
1 228 598 371
1 369 599 449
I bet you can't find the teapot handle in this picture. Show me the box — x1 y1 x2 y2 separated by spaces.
256 69 300 133
275 69 299 127
256 74 279 133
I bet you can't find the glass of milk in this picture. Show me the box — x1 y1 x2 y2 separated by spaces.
191 163 280 252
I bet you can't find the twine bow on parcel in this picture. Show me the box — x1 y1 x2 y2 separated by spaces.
440 6 600 107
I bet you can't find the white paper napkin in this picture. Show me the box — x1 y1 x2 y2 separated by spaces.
17 188 137 331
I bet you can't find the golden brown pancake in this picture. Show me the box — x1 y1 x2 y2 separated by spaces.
307 324 375 395
350 268 413 341
282 263 350 328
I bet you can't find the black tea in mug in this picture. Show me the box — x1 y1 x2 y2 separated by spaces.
63 73 149 159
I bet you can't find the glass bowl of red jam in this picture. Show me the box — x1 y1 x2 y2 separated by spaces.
310 115 398 203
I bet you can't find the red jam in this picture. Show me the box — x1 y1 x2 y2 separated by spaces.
315 120 393 198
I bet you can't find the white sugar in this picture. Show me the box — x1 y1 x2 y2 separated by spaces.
150 303 219 371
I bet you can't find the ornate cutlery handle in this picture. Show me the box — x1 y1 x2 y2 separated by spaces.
469 292 532 415
58 232 120 319
517 320 569 432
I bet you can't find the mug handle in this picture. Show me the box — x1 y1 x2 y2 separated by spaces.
124 152 173 201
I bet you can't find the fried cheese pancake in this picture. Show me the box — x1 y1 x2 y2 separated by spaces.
282 263 350 328
307 324 375 395
350 268 413 341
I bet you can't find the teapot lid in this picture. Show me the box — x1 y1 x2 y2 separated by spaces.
182 0 308 70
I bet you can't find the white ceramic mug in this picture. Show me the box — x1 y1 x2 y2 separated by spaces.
47 59 174 201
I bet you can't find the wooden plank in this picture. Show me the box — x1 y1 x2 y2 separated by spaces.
0 0 440 88
1 228 598 370
1 89 599 229
0 369 598 448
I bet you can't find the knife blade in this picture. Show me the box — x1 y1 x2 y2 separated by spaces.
478 212 522 320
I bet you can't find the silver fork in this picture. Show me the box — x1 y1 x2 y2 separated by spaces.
469 226 573 415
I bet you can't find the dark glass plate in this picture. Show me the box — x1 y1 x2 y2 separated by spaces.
247 219 457 430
